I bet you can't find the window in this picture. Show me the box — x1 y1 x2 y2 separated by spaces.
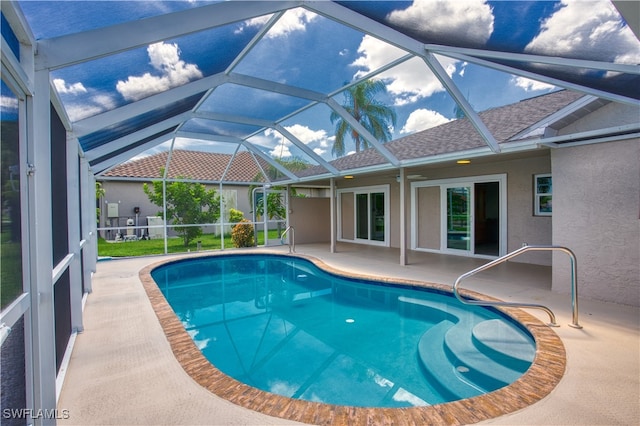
1 79 23 309
534 174 552 216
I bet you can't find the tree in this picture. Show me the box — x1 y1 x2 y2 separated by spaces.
253 189 286 221
453 92 472 119
143 177 221 247
330 80 397 157
248 157 308 220
96 181 105 224
453 103 466 119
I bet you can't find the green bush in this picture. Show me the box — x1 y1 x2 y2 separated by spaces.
231 219 255 248
228 208 244 223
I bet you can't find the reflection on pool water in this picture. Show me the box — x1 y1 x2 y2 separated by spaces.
151 254 535 408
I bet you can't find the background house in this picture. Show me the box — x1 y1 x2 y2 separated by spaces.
98 149 330 240
98 150 259 239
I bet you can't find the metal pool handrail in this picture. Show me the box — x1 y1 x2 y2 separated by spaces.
280 226 295 253
453 244 582 328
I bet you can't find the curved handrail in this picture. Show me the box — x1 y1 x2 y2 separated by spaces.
453 244 582 328
280 226 295 253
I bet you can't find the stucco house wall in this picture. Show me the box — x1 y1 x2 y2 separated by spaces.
406 153 553 265
416 186 440 250
289 197 331 244
551 138 639 306
335 152 554 265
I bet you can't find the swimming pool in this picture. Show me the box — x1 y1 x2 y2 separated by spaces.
150 253 537 408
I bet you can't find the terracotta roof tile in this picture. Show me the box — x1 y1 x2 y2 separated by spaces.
103 150 266 182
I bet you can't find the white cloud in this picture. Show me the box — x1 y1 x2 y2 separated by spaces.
458 62 468 77
237 14 271 34
351 35 406 74
263 128 293 158
358 1 494 106
53 78 87 95
0 95 18 111
51 77 118 121
260 125 332 159
270 143 292 158
65 93 118 122
352 36 457 106
511 76 556 92
240 9 318 39
400 109 451 134
388 0 494 43
282 124 328 145
313 147 327 156
525 0 640 64
116 42 203 102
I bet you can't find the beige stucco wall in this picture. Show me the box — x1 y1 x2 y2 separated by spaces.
416 186 440 249
334 153 554 265
408 154 553 265
558 101 640 134
551 138 639 306
340 191 355 240
289 197 331 244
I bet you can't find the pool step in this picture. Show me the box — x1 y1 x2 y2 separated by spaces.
409 297 534 399
472 319 535 371
417 320 483 400
444 319 531 391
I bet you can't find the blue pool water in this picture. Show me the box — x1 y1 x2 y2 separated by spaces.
151 254 535 408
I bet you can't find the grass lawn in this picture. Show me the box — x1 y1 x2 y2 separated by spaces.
97 230 281 258
1 229 23 309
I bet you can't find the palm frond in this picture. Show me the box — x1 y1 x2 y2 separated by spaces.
330 79 396 157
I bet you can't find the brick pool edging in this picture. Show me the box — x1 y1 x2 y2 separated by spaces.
139 251 566 425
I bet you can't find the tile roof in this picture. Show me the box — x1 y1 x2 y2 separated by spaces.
103 150 266 182
333 90 584 170
296 90 586 177
390 89 584 159
105 90 585 181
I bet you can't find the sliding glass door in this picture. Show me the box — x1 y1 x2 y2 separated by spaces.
412 175 506 257
338 185 389 246
356 192 385 242
445 186 472 252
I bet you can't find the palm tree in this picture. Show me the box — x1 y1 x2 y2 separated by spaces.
330 80 397 157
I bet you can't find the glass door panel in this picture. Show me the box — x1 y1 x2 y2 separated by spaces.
355 192 386 242
370 192 385 241
446 186 471 251
356 193 369 239
474 182 500 256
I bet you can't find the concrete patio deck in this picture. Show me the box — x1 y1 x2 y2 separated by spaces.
57 244 639 425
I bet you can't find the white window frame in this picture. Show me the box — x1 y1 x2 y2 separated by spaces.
337 184 390 247
534 174 552 216
410 174 507 258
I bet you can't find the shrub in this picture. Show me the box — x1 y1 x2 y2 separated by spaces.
228 208 244 223
231 219 255 248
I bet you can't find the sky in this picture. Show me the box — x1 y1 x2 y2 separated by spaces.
5 0 639 165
